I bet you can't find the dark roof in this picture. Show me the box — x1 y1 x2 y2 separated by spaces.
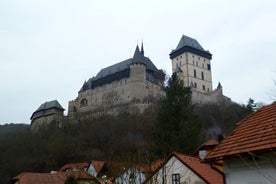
35 100 64 112
80 45 164 92
175 35 205 51
94 46 158 80
207 102 276 159
170 35 212 59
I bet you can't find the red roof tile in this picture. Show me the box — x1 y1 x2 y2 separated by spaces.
13 171 96 184
59 162 89 171
172 152 224 184
91 160 105 173
208 102 276 159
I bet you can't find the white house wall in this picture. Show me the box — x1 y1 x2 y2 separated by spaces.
114 167 145 184
148 156 205 184
224 153 276 184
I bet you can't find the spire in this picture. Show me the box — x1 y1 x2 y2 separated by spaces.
132 45 144 64
141 41 144 56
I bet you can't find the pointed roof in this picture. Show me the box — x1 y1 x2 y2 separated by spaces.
175 35 205 51
170 35 212 59
145 152 223 184
91 160 105 174
132 45 145 64
35 100 64 112
80 45 164 92
207 102 276 160
172 152 224 184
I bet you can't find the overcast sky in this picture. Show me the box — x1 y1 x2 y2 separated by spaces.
1 0 275 124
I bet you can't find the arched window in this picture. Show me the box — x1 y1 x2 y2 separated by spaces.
80 98 88 107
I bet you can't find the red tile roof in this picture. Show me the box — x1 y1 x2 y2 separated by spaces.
193 139 218 156
59 162 89 171
172 152 224 184
208 102 276 159
13 171 96 184
91 160 105 173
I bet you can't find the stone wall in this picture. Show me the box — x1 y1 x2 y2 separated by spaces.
68 64 164 119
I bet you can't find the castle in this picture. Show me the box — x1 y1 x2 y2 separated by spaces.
31 35 230 128
68 43 165 119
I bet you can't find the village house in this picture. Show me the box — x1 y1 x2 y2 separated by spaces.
12 171 99 184
144 152 224 184
207 102 276 184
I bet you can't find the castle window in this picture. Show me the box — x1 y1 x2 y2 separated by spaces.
194 82 197 88
180 56 182 59
194 69 197 78
80 98 88 107
207 64 211 70
202 63 204 68
201 72 204 80
203 85 205 91
192 60 195 65
196 61 198 66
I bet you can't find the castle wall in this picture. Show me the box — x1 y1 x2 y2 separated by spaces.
191 86 231 105
68 64 164 118
31 111 64 131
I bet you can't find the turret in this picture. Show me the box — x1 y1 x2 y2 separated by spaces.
129 45 146 81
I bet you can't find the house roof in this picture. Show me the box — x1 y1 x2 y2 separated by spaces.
59 162 89 171
193 139 218 156
12 171 97 184
172 152 224 184
207 102 276 159
91 160 106 174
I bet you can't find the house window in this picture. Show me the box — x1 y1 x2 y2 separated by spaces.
172 173 180 184
203 85 205 91
194 69 197 78
207 64 211 70
201 72 204 80
162 167 166 184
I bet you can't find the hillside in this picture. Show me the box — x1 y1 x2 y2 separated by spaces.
0 101 251 183
0 123 29 140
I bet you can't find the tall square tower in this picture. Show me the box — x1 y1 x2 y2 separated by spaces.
170 35 213 93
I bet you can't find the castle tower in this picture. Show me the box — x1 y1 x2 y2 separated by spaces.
170 35 213 93
129 44 146 81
